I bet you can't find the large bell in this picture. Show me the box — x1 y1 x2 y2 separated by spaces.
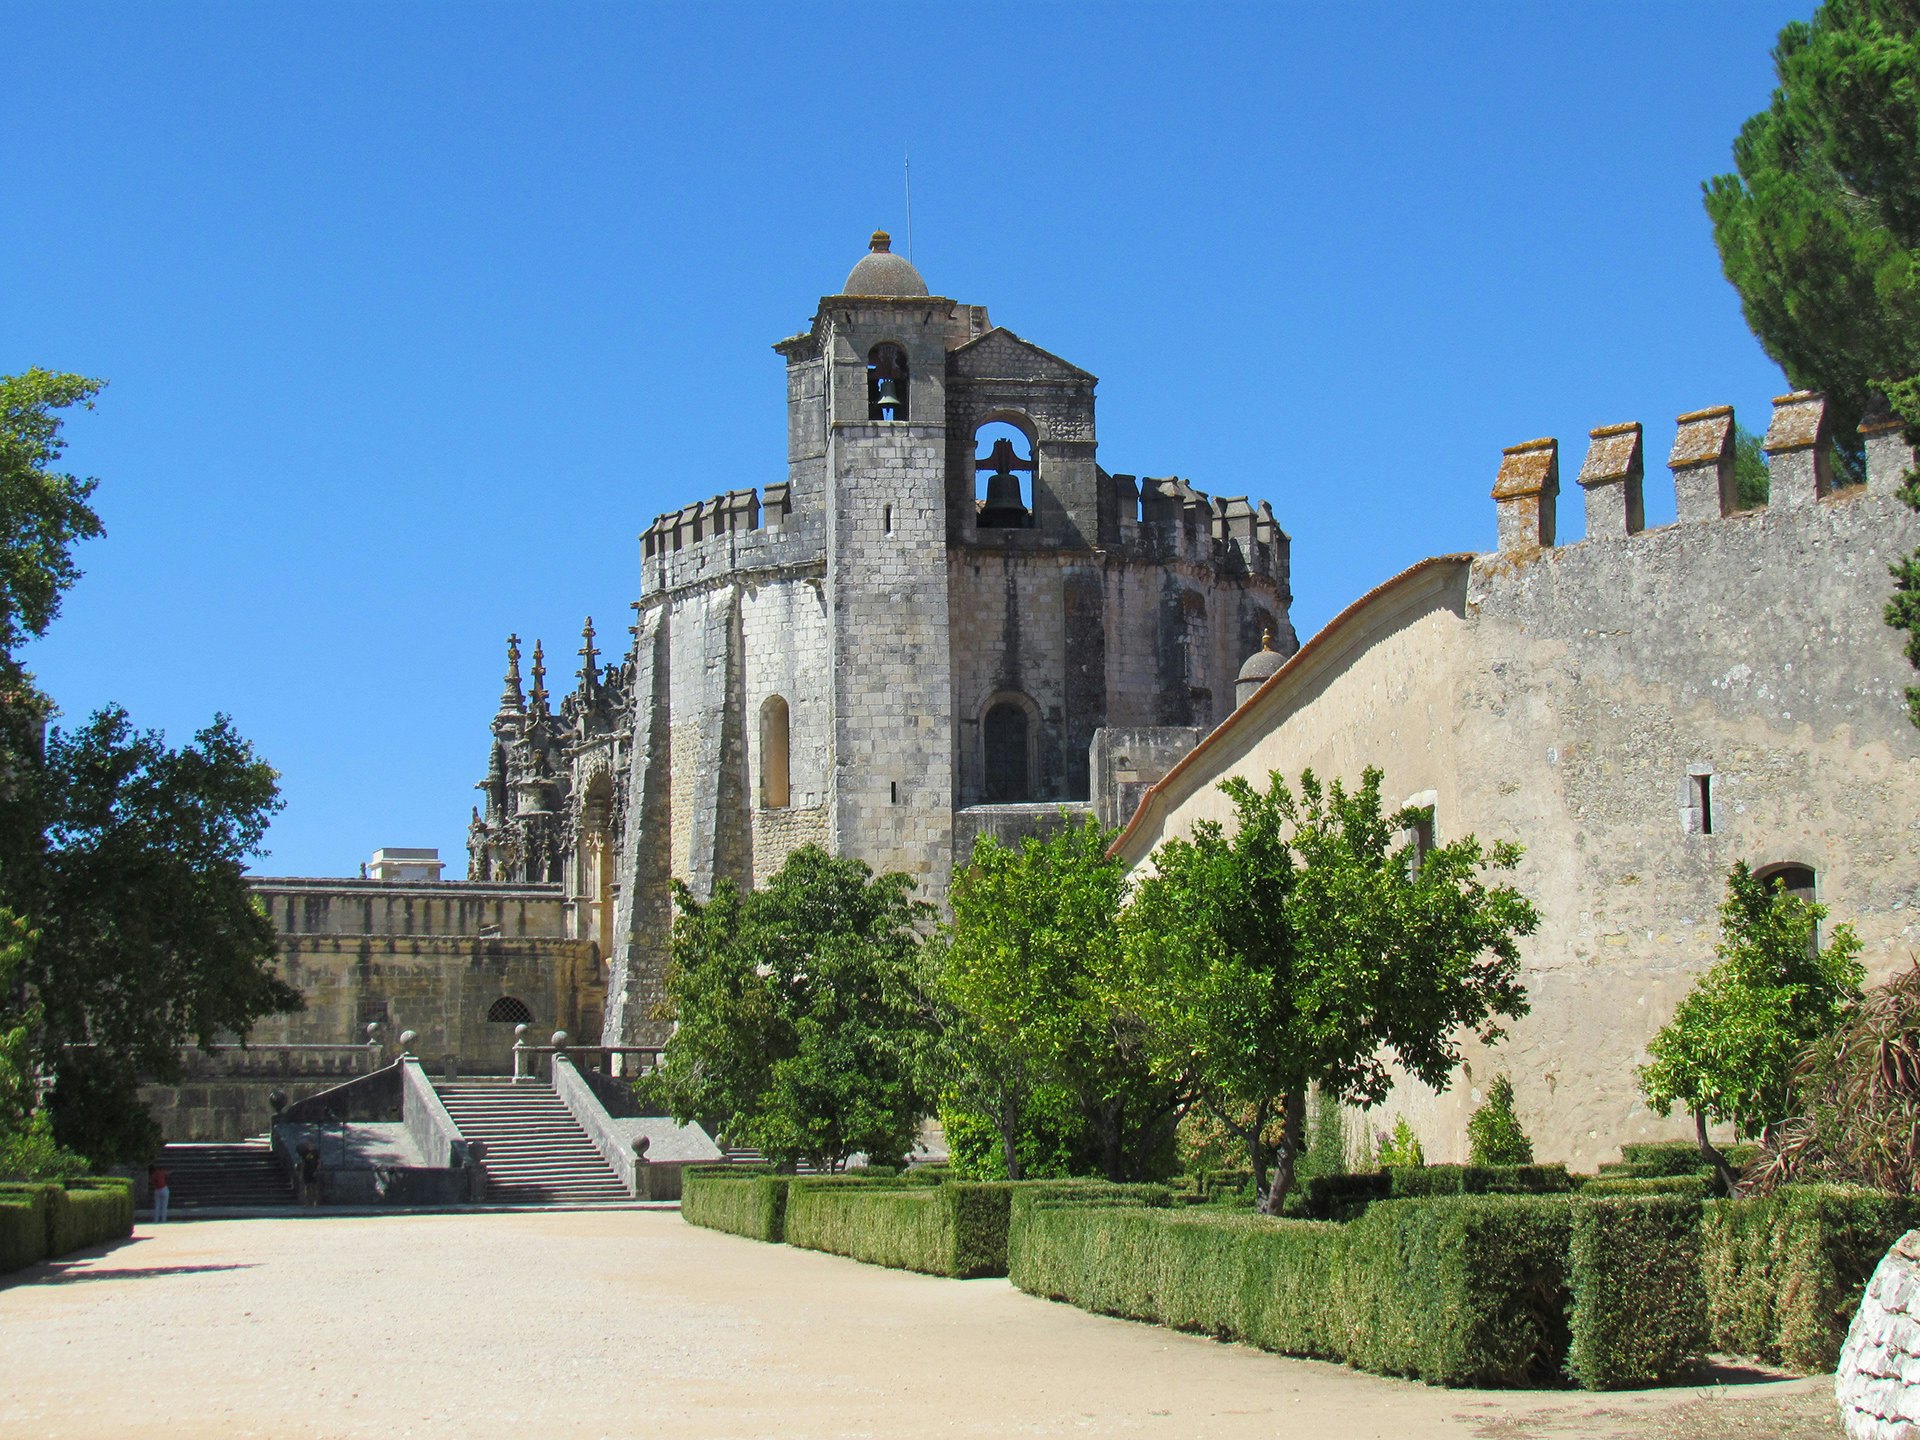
978 467 1029 528
874 378 903 418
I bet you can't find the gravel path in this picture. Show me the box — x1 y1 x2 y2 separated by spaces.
0 1211 1838 1439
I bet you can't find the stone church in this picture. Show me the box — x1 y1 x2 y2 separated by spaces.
464 232 1295 1049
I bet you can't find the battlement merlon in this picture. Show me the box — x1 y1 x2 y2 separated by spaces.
1492 391 1919 556
1099 472 1288 586
638 483 823 598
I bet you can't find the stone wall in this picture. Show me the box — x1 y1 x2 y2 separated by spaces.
1113 401 1920 1168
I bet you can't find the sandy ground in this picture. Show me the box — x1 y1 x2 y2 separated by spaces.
0 1210 1840 1440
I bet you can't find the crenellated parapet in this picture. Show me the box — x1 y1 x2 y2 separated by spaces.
1489 390 1918 556
636 481 822 597
1102 471 1288 586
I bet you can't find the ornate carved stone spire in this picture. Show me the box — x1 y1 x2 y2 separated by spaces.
577 616 599 689
498 633 525 712
528 639 549 714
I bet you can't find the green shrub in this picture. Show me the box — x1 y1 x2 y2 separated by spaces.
0 1194 47 1272
1618 1141 1758 1178
680 1172 790 1243
1293 1171 1392 1220
1336 1195 1572 1386
1567 1195 1706 1388
1377 1117 1424 1168
1581 1175 1710 1198
1388 1164 1572 1199
66 1177 134 1244
1467 1075 1535 1165
1703 1185 1920 1372
0 1177 133 1261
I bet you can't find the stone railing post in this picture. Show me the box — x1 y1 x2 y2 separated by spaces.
1492 438 1558 552
512 1023 529 1082
1764 390 1832 506
1669 405 1737 521
1576 422 1644 539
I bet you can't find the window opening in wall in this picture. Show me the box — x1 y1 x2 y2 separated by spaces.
487 996 532 1025
1694 774 1713 835
984 701 1032 802
868 343 910 422
883 504 894 535
1756 862 1819 953
975 421 1034 529
1411 810 1436 872
760 696 791 809
890 781 898 805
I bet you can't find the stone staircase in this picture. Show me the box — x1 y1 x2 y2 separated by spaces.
433 1079 630 1205
160 1138 295 1208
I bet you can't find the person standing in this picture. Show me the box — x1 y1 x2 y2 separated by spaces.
146 1161 170 1223
299 1142 321 1207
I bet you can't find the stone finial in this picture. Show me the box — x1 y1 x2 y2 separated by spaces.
498 634 525 713
1576 422 1645 539
577 617 598 686
1763 390 1832 506
1491 438 1559 552
398 1029 418 1055
551 1030 568 1051
1668 405 1736 522
1863 407 1918 495
631 1135 651 1162
869 230 892 253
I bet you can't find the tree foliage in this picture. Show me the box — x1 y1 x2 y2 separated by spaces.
932 819 1182 1183
1119 768 1537 1213
1466 1073 1535 1166
1705 0 1920 447
0 370 298 1165
639 846 936 1172
1638 862 1864 1190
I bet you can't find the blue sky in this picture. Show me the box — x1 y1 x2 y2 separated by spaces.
2 2 1811 878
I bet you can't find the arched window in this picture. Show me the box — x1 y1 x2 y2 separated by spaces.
868 343 909 421
1755 863 1819 952
487 996 532 1025
975 420 1035 529
760 695 791 809
984 701 1031 802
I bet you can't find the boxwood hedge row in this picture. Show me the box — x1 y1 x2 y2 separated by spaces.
1703 1185 1920 1372
0 1177 135 1274
1012 1191 1705 1390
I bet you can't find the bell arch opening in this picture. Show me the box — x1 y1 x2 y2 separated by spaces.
868 343 910 422
974 420 1034 529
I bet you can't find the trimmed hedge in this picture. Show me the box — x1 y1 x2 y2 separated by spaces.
1012 1203 1347 1358
0 1192 48 1272
1580 1175 1710 1198
0 1178 136 1273
1387 1164 1573 1199
1336 1195 1572 1386
1294 1171 1393 1220
1012 1191 1718 1390
681 1172 792 1243
786 1178 1172 1279
1567 1195 1705 1389
1704 1185 1920 1372
1620 1141 1758 1177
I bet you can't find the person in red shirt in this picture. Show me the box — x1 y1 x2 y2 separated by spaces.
146 1162 170 1223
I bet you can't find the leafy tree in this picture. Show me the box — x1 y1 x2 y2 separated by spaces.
1733 424 1772 510
1466 1073 1535 1166
0 905 85 1180
1638 862 1864 1193
1705 0 1920 450
639 845 936 1171
1119 768 1537 1214
0 370 299 1165
932 820 1184 1183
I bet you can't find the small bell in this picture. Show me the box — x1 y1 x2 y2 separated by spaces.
875 378 902 419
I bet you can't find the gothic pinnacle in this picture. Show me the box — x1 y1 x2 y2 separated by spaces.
578 616 599 687
498 633 525 712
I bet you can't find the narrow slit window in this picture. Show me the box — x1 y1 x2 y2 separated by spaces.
760 696 791 809
883 504 894 535
1695 774 1713 835
890 780 899 805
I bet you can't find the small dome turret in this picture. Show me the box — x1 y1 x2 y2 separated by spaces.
1235 630 1286 708
842 230 928 297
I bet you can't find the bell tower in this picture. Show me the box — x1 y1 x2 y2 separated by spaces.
778 231 957 897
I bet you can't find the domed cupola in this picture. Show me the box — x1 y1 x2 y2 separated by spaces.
841 230 929 297
1236 630 1287 708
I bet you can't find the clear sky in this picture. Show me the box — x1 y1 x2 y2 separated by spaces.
2 2 1813 878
